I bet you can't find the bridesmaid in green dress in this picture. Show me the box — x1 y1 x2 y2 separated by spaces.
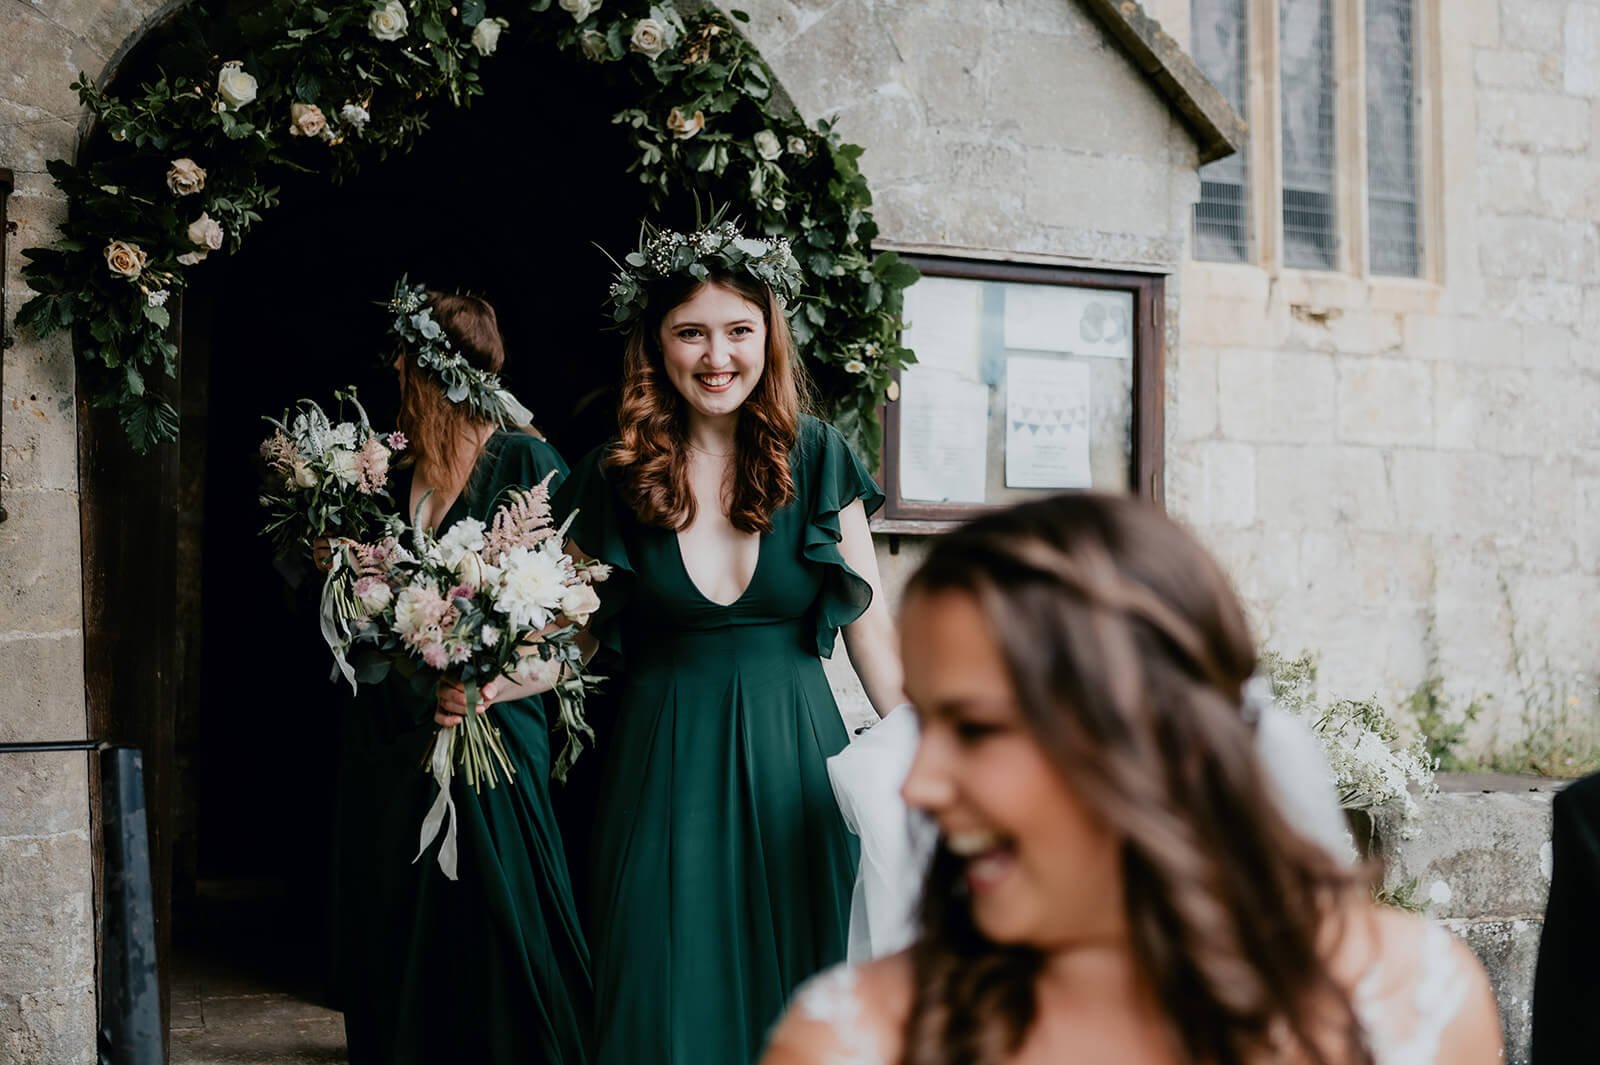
335 288 591 1065
554 224 906 1065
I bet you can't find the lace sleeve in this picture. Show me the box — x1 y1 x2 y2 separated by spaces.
769 965 889 1065
1355 923 1477 1065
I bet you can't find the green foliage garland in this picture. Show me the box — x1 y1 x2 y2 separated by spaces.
16 0 918 462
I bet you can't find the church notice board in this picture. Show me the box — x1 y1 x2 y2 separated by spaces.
878 255 1165 530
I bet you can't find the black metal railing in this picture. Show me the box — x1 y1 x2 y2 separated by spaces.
0 741 163 1065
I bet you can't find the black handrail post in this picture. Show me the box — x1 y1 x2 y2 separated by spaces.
97 745 164 1065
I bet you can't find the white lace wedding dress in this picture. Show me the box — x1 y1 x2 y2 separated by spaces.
783 921 1477 1065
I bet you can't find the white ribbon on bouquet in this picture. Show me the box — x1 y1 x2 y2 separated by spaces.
414 728 461 881
318 542 358 694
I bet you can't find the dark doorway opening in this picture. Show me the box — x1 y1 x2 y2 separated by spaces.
163 30 648 1032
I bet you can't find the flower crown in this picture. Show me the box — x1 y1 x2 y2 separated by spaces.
386 278 532 427
604 216 804 329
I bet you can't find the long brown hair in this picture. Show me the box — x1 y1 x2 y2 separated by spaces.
604 270 807 534
901 494 1373 1065
396 290 505 505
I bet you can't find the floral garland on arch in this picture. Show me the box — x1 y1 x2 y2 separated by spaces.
16 0 919 463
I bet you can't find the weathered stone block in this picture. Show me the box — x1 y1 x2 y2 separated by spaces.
1443 316 1523 367
0 752 90 839
1484 278 1584 328
1217 348 1336 443
1165 440 1255 529
1377 790 1555 919
0 489 84 634
1390 449 1533 539
1475 48 1560 89
1478 215 1600 283
1477 151 1543 215
1253 444 1393 530
1022 149 1174 238
1170 345 1218 441
1564 2 1600 97
1479 90 1591 151
1447 917 1540 1065
0 832 94 1064
0 984 95 1065
0 633 87 742
1501 0 1566 52
1536 154 1600 218
1336 357 1433 446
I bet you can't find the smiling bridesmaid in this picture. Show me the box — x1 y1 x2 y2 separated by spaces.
553 220 906 1065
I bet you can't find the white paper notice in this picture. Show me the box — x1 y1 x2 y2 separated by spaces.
899 368 989 504
901 276 984 379
1005 357 1092 489
1002 285 1134 360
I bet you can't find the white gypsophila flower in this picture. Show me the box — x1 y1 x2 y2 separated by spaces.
328 422 359 449
340 103 371 129
753 129 782 161
328 447 361 486
559 0 601 22
480 623 501 647
147 290 170 308
470 17 506 55
495 542 572 630
369 0 409 41
217 61 258 108
843 358 866 374
515 654 563 687
437 517 487 569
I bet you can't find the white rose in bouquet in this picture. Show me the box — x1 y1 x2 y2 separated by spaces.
456 550 487 590
559 583 601 626
217 61 258 109
288 102 328 138
290 459 317 489
369 0 409 41
187 212 225 254
470 18 506 55
166 158 207 196
353 576 393 616
328 447 361 486
579 28 608 60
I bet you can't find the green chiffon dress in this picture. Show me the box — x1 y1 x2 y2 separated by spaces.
554 415 884 1065
335 430 592 1065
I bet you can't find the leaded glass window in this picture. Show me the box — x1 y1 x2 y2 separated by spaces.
1366 0 1421 276
1280 0 1339 270
1192 0 1251 262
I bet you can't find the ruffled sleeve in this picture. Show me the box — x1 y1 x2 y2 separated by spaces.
551 445 634 658
801 417 886 658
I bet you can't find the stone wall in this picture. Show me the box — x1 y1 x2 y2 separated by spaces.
0 0 168 1058
1168 0 1600 752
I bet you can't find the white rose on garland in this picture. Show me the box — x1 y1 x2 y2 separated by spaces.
216 61 258 109
368 0 409 41
559 0 602 23
104 240 147 280
787 134 808 156
629 16 671 59
339 103 371 130
470 17 507 56
288 102 328 138
753 129 782 161
165 158 206 196
666 107 705 140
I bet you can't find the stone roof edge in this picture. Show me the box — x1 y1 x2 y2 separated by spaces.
1076 0 1247 165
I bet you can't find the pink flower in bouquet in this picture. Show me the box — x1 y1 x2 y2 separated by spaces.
449 644 471 665
353 576 393 615
515 654 563 688
260 430 297 470
447 583 475 603
355 436 391 495
420 641 450 669
386 431 408 451
395 583 452 640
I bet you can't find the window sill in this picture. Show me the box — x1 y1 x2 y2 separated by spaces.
1184 259 1443 315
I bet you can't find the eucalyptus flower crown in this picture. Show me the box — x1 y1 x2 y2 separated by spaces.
604 213 804 329
386 278 533 428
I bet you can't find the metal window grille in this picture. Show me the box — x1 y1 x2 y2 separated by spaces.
1280 0 1339 269
1366 0 1421 276
1192 0 1251 262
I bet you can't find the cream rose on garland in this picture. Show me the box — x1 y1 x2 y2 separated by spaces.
579 28 608 60
368 0 409 41
216 60 257 109
470 17 507 56
288 102 328 138
104 240 147 280
183 213 225 265
753 130 782 161
559 0 602 23
165 158 206 196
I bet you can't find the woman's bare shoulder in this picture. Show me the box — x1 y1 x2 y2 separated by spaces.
760 954 914 1065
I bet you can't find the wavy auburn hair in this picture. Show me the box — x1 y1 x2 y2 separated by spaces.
396 290 507 505
604 270 807 533
901 494 1373 1065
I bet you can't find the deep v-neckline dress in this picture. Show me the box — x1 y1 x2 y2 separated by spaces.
335 430 592 1065
554 415 885 1065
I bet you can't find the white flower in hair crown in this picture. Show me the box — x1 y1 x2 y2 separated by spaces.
604 216 804 328
386 278 533 427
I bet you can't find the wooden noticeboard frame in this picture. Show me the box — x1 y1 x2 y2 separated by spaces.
875 254 1165 533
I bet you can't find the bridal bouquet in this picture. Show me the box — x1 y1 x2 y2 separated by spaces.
257 388 406 560
338 476 607 878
